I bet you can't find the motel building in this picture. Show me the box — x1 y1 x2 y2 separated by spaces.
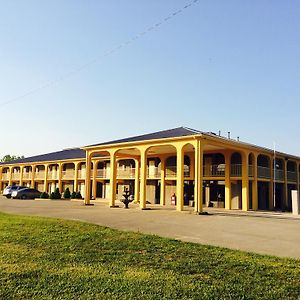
1 127 300 213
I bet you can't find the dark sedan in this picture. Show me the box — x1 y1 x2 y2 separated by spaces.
11 188 41 199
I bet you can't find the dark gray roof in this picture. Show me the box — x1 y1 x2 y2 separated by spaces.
0 148 86 166
87 127 202 147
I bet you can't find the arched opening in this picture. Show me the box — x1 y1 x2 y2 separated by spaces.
203 153 225 177
1 167 10 182
257 155 270 179
257 155 271 210
11 166 21 182
89 151 111 201
287 160 297 211
22 166 32 183
273 158 284 210
146 144 178 208
61 163 75 193
231 152 242 177
47 164 59 194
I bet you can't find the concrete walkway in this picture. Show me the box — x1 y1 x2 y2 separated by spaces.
0 196 299 259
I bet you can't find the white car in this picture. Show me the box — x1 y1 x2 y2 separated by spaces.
3 185 27 198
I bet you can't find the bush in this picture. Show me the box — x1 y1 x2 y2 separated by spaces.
75 191 82 199
63 188 71 199
40 192 49 199
50 188 61 200
71 192 77 199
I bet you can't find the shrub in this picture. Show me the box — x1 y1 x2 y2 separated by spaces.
71 192 77 199
75 191 83 199
50 188 61 200
63 188 71 199
40 192 49 199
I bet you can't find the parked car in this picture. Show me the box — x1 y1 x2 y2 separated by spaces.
3 185 27 198
11 188 41 199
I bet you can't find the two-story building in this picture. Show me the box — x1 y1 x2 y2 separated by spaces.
1 127 299 213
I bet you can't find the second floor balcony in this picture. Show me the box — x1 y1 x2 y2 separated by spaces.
287 171 297 182
35 172 45 180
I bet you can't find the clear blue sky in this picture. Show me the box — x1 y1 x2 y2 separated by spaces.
1 0 300 157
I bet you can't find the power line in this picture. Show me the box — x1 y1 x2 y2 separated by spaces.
0 0 199 108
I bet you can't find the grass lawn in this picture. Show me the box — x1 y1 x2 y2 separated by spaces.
0 212 299 300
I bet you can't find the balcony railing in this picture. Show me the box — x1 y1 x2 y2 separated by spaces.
47 171 59 180
1 173 10 181
62 171 75 180
274 169 284 181
231 164 242 177
117 168 135 178
22 172 32 180
248 165 253 177
78 170 86 179
147 167 161 178
11 173 20 180
257 166 271 179
96 169 109 178
203 164 225 177
35 172 45 180
287 171 297 182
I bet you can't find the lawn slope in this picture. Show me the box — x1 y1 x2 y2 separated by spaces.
0 212 299 299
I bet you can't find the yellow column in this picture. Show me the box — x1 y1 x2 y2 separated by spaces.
176 145 184 211
43 164 48 192
252 154 258 210
109 150 117 207
160 157 166 206
139 148 147 209
194 139 203 213
8 166 12 185
242 151 249 211
225 152 231 210
58 163 63 192
74 162 79 192
92 161 97 199
19 166 24 186
31 165 35 188
84 152 92 205
134 159 140 203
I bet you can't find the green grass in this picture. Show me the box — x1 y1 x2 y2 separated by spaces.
0 213 299 300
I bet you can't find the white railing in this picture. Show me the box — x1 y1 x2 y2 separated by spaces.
231 164 242 177
257 166 270 179
203 164 225 177
147 167 161 178
287 171 297 182
117 168 135 178
96 169 108 178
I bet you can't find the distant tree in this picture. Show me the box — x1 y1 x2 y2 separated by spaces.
1 154 25 162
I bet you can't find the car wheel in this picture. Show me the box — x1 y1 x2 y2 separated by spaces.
6 195 11 199
21 195 27 200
